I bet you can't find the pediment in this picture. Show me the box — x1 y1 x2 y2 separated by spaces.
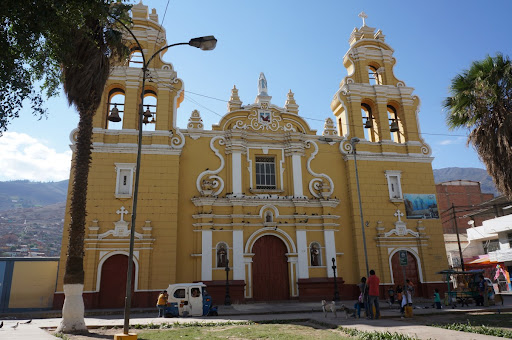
214 105 315 135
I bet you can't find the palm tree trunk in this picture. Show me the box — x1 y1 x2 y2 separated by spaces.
57 108 94 333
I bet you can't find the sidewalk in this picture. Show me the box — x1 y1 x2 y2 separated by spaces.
1 299 510 339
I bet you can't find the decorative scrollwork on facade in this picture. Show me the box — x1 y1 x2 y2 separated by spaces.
305 140 334 198
339 140 353 155
195 136 226 196
170 128 185 148
232 111 297 132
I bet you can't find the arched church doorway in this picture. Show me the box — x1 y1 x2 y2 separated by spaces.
391 250 422 296
252 235 290 301
99 254 135 308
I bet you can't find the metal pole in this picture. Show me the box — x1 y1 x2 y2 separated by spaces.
351 138 370 278
224 259 231 305
332 257 340 301
452 203 465 271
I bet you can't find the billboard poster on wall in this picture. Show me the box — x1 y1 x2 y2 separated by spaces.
404 194 439 219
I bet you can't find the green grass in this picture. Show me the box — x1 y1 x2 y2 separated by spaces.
137 322 353 340
338 326 419 340
432 321 512 339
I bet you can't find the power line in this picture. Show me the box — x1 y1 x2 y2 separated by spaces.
146 70 470 138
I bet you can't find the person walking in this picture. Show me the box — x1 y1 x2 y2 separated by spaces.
478 275 489 307
367 269 380 320
434 288 442 309
156 290 168 317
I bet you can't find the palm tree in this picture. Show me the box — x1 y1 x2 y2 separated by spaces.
56 3 130 333
444 54 512 198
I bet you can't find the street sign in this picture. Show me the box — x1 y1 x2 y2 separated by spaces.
399 250 408 266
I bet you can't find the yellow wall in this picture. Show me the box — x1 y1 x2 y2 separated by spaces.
9 261 58 309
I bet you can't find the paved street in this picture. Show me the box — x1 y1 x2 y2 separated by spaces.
1 296 511 339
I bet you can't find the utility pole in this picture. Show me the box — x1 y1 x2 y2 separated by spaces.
452 203 465 271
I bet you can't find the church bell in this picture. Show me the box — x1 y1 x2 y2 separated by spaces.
107 104 121 122
389 119 399 132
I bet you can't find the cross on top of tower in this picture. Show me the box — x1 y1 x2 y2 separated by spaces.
394 209 404 222
117 206 129 222
358 11 368 26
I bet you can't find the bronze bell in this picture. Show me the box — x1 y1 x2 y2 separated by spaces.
390 120 399 132
143 106 153 125
364 117 373 129
107 104 121 122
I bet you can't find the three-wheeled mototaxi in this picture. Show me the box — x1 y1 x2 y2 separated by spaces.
164 282 218 317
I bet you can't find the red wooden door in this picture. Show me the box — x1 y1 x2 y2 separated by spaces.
252 235 290 301
99 254 135 308
391 251 421 296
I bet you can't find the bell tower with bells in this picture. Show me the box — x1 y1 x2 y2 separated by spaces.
331 12 430 156
93 1 185 135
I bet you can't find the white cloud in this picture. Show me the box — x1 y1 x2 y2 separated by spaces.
0 132 71 181
439 139 455 145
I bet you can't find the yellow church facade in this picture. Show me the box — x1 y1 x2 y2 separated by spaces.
55 4 447 308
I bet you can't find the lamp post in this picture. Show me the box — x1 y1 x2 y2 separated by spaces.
109 24 216 336
350 137 370 278
331 257 340 301
224 259 231 305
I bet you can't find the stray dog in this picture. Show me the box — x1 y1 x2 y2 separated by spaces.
339 304 353 319
321 300 337 318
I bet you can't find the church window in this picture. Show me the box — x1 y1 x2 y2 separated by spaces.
115 163 136 198
387 105 403 143
142 90 157 131
385 170 403 201
216 243 228 268
129 49 144 68
310 242 322 266
255 156 276 189
368 65 381 85
106 89 125 129
361 103 376 142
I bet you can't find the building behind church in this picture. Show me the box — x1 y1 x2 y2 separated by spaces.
54 3 448 308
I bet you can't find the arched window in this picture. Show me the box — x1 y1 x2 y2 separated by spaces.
142 90 157 131
129 49 143 68
106 88 125 129
387 105 403 143
361 103 376 142
368 65 381 85
216 243 228 268
310 242 322 266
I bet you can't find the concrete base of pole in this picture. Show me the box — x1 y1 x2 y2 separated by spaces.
114 333 137 340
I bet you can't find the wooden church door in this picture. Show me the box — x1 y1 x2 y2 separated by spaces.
252 235 290 301
99 254 135 308
391 250 422 296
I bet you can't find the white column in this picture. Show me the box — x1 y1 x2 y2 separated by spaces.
232 152 242 196
233 230 245 280
324 230 336 278
291 154 303 197
201 230 212 281
296 230 309 279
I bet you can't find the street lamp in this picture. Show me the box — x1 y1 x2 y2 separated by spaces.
350 137 370 279
224 259 231 305
331 257 340 301
109 23 216 336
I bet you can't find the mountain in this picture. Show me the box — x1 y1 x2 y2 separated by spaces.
433 167 500 196
0 180 69 212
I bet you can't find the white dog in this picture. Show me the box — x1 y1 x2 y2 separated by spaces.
321 300 337 318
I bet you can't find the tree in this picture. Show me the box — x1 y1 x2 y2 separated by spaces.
2 0 130 332
444 54 512 198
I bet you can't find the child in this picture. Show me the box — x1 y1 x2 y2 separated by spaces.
396 285 403 306
434 288 441 309
388 287 395 306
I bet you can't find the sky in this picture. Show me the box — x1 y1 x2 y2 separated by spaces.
2 0 512 182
